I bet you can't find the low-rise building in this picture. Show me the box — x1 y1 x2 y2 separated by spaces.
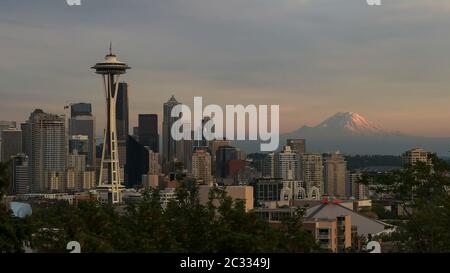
304 215 352 253
305 201 389 238
199 185 254 212
402 148 432 166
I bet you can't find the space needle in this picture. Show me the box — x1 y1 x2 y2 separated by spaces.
91 44 130 204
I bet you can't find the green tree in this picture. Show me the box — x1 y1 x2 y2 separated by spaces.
279 207 322 253
363 154 450 252
28 178 319 253
0 161 28 252
205 186 281 252
0 161 9 198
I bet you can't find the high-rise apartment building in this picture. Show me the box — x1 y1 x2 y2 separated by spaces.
261 146 299 181
299 153 324 198
26 109 66 193
324 152 347 198
191 148 212 185
274 145 298 180
402 148 431 166
287 139 306 179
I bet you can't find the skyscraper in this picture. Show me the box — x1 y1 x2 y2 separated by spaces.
25 109 66 193
20 122 31 157
208 138 231 175
274 145 298 180
138 114 158 152
166 121 194 172
299 153 324 198
125 135 159 188
125 136 143 186
287 139 304 179
10 154 29 195
116 82 129 168
191 148 212 185
0 121 16 159
1 127 22 162
141 149 160 189
324 152 347 198
116 82 129 140
148 149 160 175
216 145 238 178
262 152 275 178
177 138 194 172
92 46 130 204
261 147 298 181
162 95 180 165
69 103 96 167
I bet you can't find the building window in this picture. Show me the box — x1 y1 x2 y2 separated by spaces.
318 228 329 236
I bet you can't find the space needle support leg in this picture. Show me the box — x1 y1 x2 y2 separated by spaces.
109 74 121 203
98 75 108 187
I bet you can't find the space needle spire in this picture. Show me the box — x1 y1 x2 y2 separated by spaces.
91 45 131 204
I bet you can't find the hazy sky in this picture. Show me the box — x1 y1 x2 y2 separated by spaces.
1 0 450 137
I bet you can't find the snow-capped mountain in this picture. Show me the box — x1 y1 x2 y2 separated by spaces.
316 112 385 134
234 112 450 155
288 112 399 138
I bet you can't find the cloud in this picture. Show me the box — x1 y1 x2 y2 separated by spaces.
1 0 450 137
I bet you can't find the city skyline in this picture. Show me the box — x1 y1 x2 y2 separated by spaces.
2 1 450 137
4 0 450 257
